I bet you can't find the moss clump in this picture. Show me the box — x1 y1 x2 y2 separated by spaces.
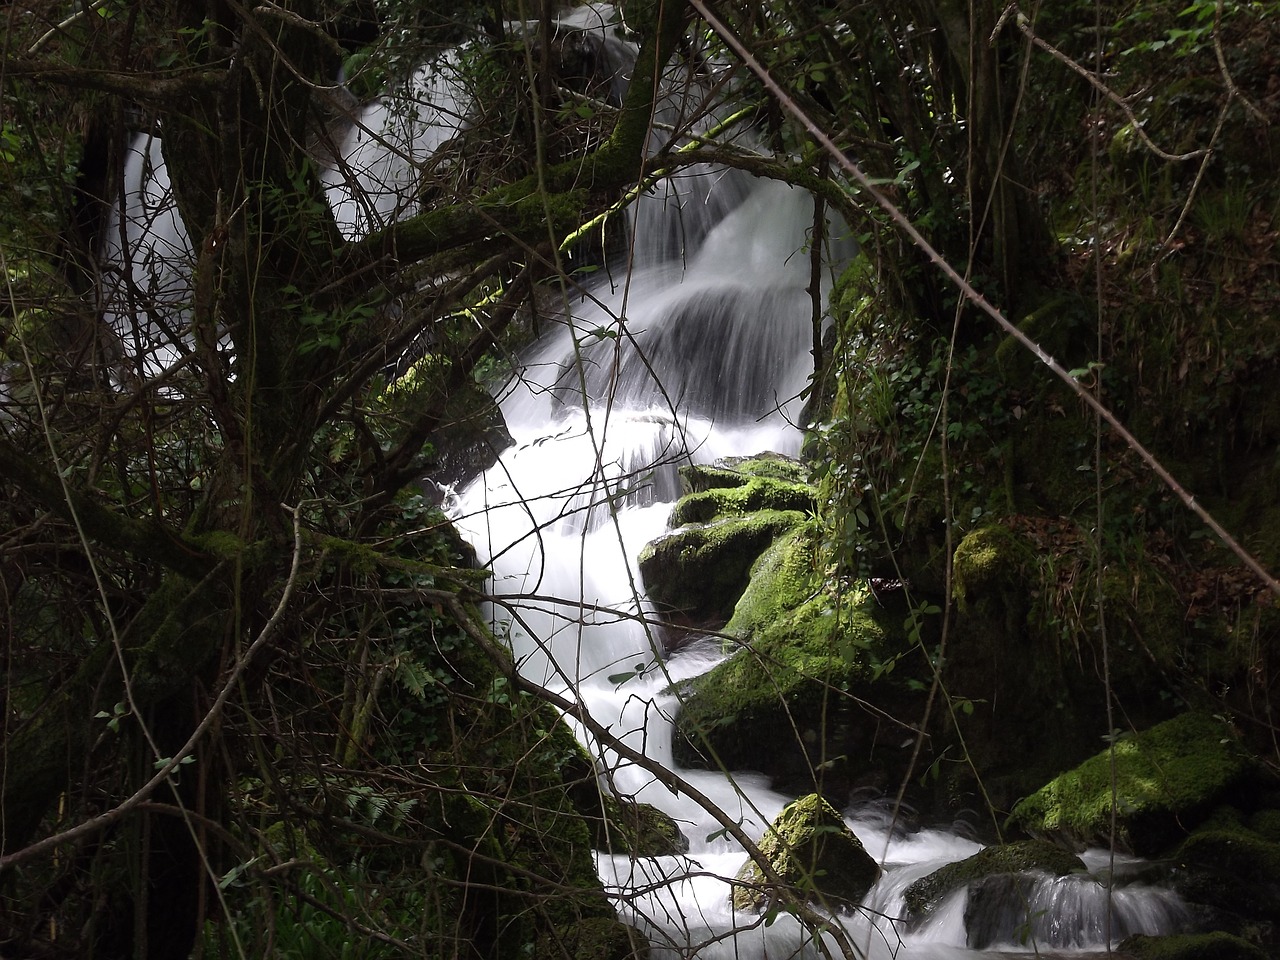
1173 826 1280 926
732 794 879 912
1248 808 1280 843
951 523 1036 614
595 794 689 857
1008 712 1255 855
668 475 815 526
639 509 806 624
672 523 885 779
902 839 1086 920
1118 932 1269 960
681 454 809 492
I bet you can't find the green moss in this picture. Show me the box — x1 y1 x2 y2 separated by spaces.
1008 712 1255 855
596 795 688 857
680 454 808 493
669 475 815 526
672 523 886 781
1172 823 1280 928
902 840 1086 920
951 524 1035 613
1248 808 1280 843
732 794 879 912
1179 828 1280 888
638 509 806 623
1119 932 1269 960
537 916 650 960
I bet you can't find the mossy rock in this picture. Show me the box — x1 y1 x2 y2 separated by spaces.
731 794 879 912
671 523 887 787
951 523 1036 614
595 794 689 857
639 509 806 624
536 916 650 960
681 454 808 492
552 719 687 856
668 474 815 526
1248 808 1280 843
1118 932 1269 960
902 839 1086 921
1008 712 1257 855
1173 826 1280 928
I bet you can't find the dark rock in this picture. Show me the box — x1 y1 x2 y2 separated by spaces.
1118 932 1268 960
903 839 1086 922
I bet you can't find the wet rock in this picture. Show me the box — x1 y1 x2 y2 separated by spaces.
903 839 1086 922
731 793 879 912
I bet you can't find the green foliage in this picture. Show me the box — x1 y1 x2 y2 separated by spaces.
814 313 1014 579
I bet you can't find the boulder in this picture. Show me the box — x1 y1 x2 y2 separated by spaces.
1008 712 1258 855
902 839 1087 921
536 917 650 960
639 510 806 625
1118 932 1268 960
671 522 893 792
639 456 815 628
593 794 689 858
731 794 879 913
1171 821 1280 948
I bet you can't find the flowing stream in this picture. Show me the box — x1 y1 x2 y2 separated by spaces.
440 11 1188 956
447 160 1189 956
98 6 1191 953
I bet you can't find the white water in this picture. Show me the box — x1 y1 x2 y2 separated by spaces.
443 13 1189 958
96 7 1191 953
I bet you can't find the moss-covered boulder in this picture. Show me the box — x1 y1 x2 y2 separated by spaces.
731 794 879 912
639 510 806 625
951 524 1037 615
594 794 689 857
1118 932 1269 960
1170 822 1280 947
639 456 816 628
553 720 687 856
668 465 816 526
671 522 900 792
902 839 1087 921
1008 712 1257 855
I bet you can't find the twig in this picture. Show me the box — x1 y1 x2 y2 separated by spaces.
996 4 1207 163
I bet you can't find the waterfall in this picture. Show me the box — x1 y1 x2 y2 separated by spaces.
95 5 1192 954
444 11 1190 960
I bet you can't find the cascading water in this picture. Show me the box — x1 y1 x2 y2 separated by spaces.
97 5 1192 954
448 157 1191 956
443 11 1191 960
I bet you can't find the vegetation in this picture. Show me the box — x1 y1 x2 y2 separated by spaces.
3 0 1280 957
